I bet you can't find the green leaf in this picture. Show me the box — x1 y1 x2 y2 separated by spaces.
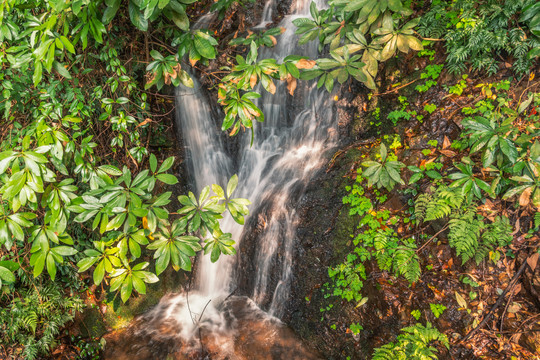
129 1 148 31
52 246 77 256
120 277 133 302
60 35 75 54
94 261 106 285
53 61 72 79
46 253 57 280
156 173 178 185
77 257 98 272
158 156 175 173
103 0 121 24
0 266 15 283
99 165 123 176
132 274 146 294
227 174 238 197
150 154 158 173
33 61 43 86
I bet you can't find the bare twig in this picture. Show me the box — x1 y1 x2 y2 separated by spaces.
416 224 449 253
371 78 420 96
326 138 376 172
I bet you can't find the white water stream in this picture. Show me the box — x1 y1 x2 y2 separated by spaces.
138 0 337 355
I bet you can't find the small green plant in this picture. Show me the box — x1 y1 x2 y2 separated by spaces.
411 309 422 320
447 74 468 96
388 96 414 125
362 144 405 191
424 104 437 114
448 161 492 200
73 336 103 360
407 162 443 185
429 303 447 319
415 64 443 93
461 275 479 288
373 322 449 360
349 323 363 335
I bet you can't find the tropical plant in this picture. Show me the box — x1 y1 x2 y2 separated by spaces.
362 143 405 191
418 0 540 75
372 322 449 360
0 276 85 360
230 27 284 48
293 1 423 90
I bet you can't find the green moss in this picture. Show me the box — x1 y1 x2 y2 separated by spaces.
78 306 108 339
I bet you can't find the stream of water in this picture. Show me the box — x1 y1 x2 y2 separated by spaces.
106 0 337 358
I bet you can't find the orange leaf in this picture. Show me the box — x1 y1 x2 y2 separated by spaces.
296 59 316 69
519 187 532 206
142 216 149 229
286 74 297 96
250 73 258 89
527 252 539 271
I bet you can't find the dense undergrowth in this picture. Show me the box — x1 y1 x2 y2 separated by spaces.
0 0 539 358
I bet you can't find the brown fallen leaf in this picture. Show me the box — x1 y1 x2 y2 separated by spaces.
439 149 457 157
519 186 532 206
527 252 539 271
442 136 451 149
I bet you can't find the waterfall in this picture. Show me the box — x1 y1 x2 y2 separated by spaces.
138 0 336 352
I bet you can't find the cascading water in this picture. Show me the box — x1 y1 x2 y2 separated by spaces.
106 0 337 358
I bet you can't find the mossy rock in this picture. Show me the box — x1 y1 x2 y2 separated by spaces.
78 306 108 339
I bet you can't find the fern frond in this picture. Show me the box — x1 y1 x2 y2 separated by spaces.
448 208 484 264
373 322 448 360
394 244 421 283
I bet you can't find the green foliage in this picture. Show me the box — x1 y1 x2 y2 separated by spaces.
411 309 421 320
418 0 540 75
521 2 540 56
293 0 423 90
329 171 421 308
373 322 449 360
0 277 84 360
217 43 307 136
424 104 437 114
429 303 446 319
416 185 514 264
0 0 201 88
362 144 405 191
173 29 219 67
211 0 255 19
408 162 443 185
145 50 193 90
349 322 363 335
447 74 468 96
461 113 518 168
387 96 415 125
448 161 492 200
415 185 464 222
328 253 366 303
230 27 284 48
